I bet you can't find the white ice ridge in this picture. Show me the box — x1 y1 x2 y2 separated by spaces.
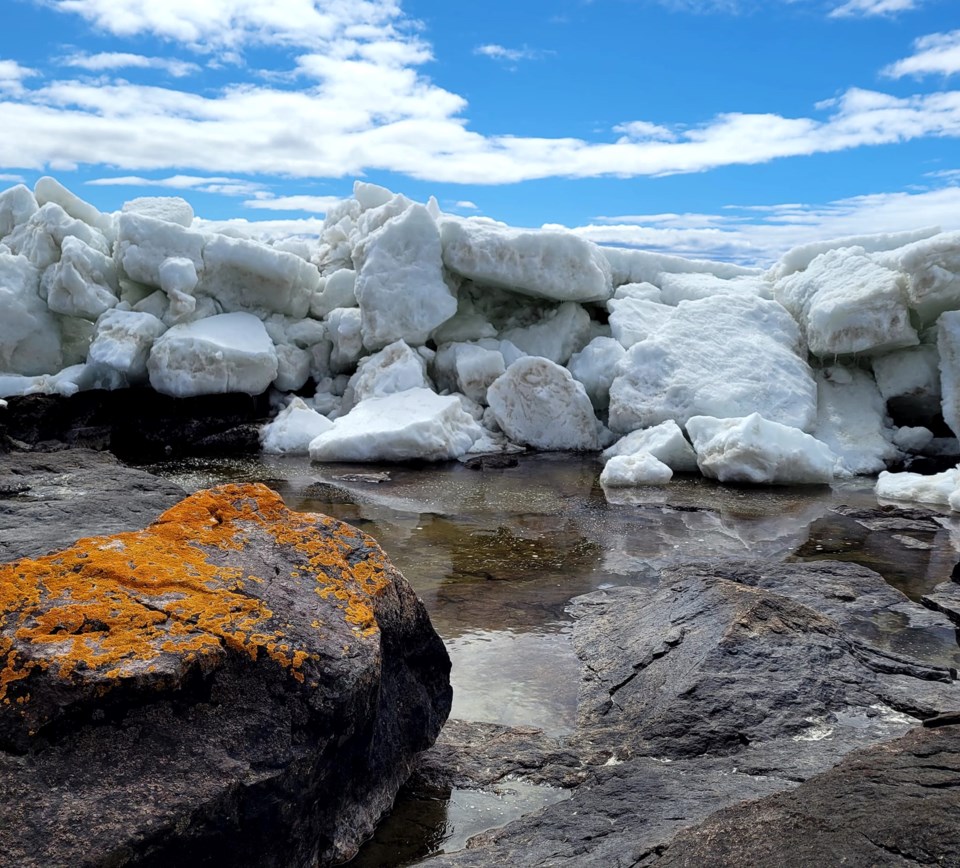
2 176 960 486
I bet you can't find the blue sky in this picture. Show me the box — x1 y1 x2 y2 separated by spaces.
1 0 959 263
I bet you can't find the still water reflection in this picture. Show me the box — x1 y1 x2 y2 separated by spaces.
148 453 960 863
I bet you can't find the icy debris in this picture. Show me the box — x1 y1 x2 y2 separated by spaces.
147 312 278 398
656 272 771 306
88 310 167 382
43 235 120 320
813 367 897 476
601 420 698 473
311 268 356 319
354 204 456 349
875 231 960 323
6 203 110 271
487 357 605 451
687 413 837 485
937 311 960 441
600 452 673 487
876 468 960 509
341 340 431 411
117 211 205 288
0 253 62 376
608 296 674 349
500 301 592 365
872 345 942 421
309 388 483 462
441 219 613 303
0 184 38 238
433 341 507 404
893 426 934 452
327 307 364 373
602 247 760 287
261 397 333 455
774 248 916 357
609 295 817 434
35 176 115 240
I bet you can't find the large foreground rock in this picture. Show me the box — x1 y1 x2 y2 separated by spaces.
0 484 451 866
426 558 959 866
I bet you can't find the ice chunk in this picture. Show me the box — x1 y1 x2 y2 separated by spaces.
441 219 613 303
874 231 960 323
609 295 816 433
813 366 897 476
0 185 38 238
117 211 206 287
613 282 662 301
568 337 626 410
601 419 698 472
310 268 356 319
43 235 119 320
500 301 592 365
35 177 114 239
772 227 939 279
122 196 194 228
876 467 960 508
687 413 836 485
872 345 942 421
602 247 759 287
774 247 916 357
657 272 771 306
600 452 673 487
147 312 278 397
487 357 604 451
433 342 506 404
351 193 414 250
88 309 167 382
432 295 498 344
0 253 62 376
893 426 934 452
326 307 364 373
6 203 110 271
938 311 960 441
261 397 334 454
273 344 312 392
309 388 482 462
608 297 674 349
354 204 456 349
353 181 394 211
59 316 95 367
342 340 431 411
200 234 319 318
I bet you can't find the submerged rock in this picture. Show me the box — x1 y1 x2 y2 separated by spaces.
0 483 451 866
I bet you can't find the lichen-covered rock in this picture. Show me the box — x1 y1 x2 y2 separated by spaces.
0 483 451 867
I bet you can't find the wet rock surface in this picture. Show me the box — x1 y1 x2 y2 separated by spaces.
0 448 186 562
0 389 271 460
0 483 451 867
423 557 960 866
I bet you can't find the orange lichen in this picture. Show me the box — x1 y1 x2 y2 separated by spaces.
0 484 394 714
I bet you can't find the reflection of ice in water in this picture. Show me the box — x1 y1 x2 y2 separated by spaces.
446 628 579 735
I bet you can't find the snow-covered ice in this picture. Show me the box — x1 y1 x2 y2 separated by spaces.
876 468 960 509
309 388 482 462
600 452 673 487
261 397 333 455
686 413 837 485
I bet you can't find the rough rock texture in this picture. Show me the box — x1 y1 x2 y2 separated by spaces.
0 389 271 459
645 724 960 866
0 448 186 562
0 484 451 867
425 559 959 866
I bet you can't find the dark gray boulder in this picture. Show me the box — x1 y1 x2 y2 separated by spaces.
0 483 451 866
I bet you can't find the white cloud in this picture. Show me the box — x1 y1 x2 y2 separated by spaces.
243 193 342 212
194 215 327 240
60 52 201 77
613 120 679 142
86 174 265 196
829 0 918 17
0 60 37 95
0 173 25 183
453 200 479 210
565 183 960 264
883 30 960 79
474 44 546 64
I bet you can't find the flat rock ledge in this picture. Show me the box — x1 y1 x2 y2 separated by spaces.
0 483 451 867
423 558 960 866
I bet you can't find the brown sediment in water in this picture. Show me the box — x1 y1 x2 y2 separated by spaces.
0 483 392 715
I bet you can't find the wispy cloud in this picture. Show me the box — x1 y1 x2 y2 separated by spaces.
86 175 265 196
453 200 479 211
613 120 679 142
829 0 920 18
474 44 548 64
883 30 960 79
243 193 343 212
564 181 960 264
0 59 37 96
60 52 201 78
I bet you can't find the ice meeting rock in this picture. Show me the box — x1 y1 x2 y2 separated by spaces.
309 388 483 462
487 357 604 451
608 295 817 434
261 397 334 454
687 413 837 485
440 219 613 303
774 247 917 357
147 312 279 398
354 205 456 349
